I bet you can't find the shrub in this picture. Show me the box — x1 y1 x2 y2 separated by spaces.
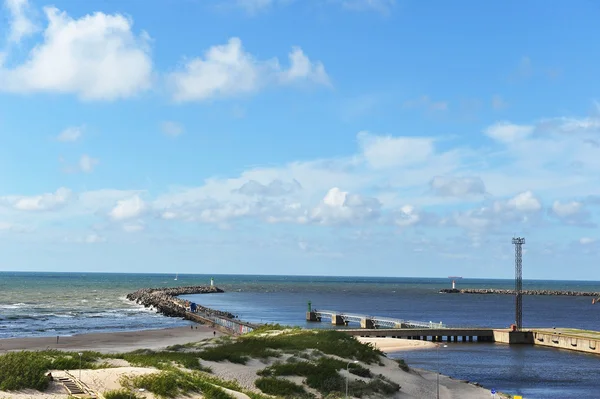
0 350 102 391
255 377 313 398
396 358 410 372
104 389 144 399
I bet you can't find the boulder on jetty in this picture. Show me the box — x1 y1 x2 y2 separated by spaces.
126 286 235 320
439 288 600 296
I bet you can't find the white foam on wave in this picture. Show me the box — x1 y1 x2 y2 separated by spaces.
0 303 29 309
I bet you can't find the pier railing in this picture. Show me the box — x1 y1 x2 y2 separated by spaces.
312 309 446 329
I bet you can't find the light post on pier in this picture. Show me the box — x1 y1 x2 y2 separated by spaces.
436 344 447 399
345 360 358 398
78 352 82 381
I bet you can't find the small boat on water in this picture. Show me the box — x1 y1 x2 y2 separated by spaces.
174 273 178 281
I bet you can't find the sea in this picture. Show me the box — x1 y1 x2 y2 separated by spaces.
1 272 600 398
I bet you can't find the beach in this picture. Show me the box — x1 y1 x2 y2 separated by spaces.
0 326 221 353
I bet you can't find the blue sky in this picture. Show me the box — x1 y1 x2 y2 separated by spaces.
1 0 600 279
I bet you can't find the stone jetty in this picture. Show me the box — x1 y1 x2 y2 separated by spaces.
126 285 235 320
439 288 600 296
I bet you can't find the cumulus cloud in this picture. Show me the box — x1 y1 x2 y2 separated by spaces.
446 191 542 233
4 0 38 43
309 187 381 225
550 200 594 227
108 196 146 221
429 176 486 197
1 187 71 211
79 154 99 173
235 179 301 196
357 131 434 169
0 6 152 100
168 38 329 102
484 122 533 143
57 126 83 142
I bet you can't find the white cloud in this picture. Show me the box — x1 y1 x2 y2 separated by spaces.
0 7 152 100
309 187 381 225
1 187 71 211
357 130 434 169
109 195 146 221
168 37 329 102
4 0 38 43
506 191 542 213
235 179 301 196
580 237 596 245
57 126 83 142
550 200 593 227
484 122 533 143
161 121 184 137
278 47 330 86
430 176 486 197
79 154 99 173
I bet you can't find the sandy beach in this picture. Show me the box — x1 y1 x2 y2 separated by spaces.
0 326 222 353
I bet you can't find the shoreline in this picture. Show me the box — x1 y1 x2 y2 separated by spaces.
0 326 224 354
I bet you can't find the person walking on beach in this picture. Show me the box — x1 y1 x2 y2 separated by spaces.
56 336 59 344
213 331 216 337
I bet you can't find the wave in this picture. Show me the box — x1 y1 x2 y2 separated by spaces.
0 303 29 309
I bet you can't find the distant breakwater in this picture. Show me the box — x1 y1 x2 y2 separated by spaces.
440 288 600 296
126 286 235 320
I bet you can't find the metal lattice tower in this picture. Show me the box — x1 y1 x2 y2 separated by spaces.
512 237 525 331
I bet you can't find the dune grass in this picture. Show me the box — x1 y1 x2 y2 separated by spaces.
255 377 314 398
0 350 104 391
199 329 382 365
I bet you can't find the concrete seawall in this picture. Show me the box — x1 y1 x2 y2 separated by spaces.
439 288 600 296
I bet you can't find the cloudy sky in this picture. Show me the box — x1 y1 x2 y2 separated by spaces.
0 0 599 279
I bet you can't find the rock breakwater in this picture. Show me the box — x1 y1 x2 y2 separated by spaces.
126 286 235 320
439 288 600 296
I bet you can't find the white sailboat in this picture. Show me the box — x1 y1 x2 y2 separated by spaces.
174 273 178 281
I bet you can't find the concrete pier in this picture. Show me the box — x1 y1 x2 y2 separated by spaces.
331 314 345 325
360 318 375 329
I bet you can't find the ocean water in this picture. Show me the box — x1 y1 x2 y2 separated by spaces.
2 272 600 398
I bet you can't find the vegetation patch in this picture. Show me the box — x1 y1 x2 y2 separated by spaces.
395 358 410 372
104 388 145 399
0 350 103 391
255 377 314 398
123 369 233 399
257 355 396 398
200 329 381 365
112 349 211 372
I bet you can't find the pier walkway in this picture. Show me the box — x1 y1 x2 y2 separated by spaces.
343 328 495 342
307 309 445 329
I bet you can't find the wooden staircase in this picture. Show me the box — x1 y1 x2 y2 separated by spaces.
56 372 101 399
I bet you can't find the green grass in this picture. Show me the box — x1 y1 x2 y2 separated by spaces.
104 389 145 399
199 329 382 365
255 377 314 398
112 349 212 372
0 350 103 391
256 355 396 397
395 358 410 372
123 369 234 399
